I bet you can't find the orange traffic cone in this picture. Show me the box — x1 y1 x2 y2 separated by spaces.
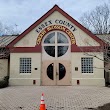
39 93 46 110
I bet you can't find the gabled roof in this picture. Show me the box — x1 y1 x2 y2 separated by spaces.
96 34 110 45
7 5 105 47
0 35 18 47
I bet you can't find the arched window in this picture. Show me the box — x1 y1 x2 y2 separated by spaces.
43 31 70 57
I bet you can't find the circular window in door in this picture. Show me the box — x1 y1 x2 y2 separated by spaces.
59 63 66 80
47 63 54 80
43 32 69 57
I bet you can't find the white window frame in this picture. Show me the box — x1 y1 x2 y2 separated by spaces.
19 58 32 74
42 31 71 58
81 57 93 73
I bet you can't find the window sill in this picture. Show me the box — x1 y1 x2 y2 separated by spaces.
20 73 31 75
82 73 94 75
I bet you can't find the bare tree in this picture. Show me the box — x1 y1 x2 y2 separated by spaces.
79 3 110 85
0 21 20 59
79 3 110 71
79 35 110 73
0 42 10 81
0 22 21 35
0 22 20 81
0 46 10 59
80 3 110 34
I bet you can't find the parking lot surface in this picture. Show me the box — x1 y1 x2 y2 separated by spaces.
0 86 110 110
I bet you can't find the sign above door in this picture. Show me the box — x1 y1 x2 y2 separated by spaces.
36 25 76 45
36 19 76 33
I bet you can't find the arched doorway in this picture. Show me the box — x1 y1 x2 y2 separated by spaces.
41 31 71 85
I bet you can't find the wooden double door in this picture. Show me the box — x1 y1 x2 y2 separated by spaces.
42 60 71 85
41 31 71 85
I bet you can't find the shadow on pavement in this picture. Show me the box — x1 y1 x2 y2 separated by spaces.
85 103 110 110
96 103 110 110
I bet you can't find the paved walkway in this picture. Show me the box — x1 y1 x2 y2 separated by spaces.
0 86 110 110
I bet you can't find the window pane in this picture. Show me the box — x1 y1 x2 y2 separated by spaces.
43 32 69 58
47 63 54 80
44 32 55 43
59 63 66 80
44 46 55 57
57 32 68 43
20 58 31 73
81 58 93 73
58 46 68 57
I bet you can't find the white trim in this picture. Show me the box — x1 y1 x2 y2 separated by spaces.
41 101 45 104
82 73 94 75
10 78 40 79
72 78 104 79
19 73 32 75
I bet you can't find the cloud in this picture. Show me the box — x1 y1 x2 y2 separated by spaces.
0 0 109 32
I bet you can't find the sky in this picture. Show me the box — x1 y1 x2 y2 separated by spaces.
0 0 110 33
